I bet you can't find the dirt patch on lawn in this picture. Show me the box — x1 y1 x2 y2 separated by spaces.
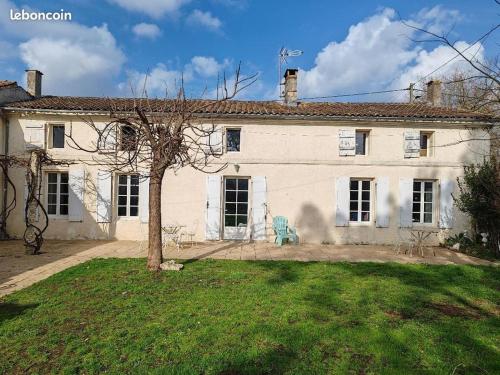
427 302 482 319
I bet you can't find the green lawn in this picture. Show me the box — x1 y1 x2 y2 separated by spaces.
0 259 499 374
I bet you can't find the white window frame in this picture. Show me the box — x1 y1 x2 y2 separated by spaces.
49 123 65 149
355 130 370 156
117 174 140 218
349 178 372 223
412 179 435 225
225 128 241 153
419 131 434 157
46 172 69 217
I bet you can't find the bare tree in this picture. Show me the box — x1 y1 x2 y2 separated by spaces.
67 64 257 270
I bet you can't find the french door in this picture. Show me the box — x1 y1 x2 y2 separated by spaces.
223 177 249 240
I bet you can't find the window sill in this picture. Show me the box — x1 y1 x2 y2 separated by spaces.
348 221 372 227
116 216 140 221
48 216 69 221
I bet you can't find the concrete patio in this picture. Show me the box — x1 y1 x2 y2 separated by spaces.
0 240 496 297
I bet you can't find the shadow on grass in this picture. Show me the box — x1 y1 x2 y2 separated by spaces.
0 302 39 325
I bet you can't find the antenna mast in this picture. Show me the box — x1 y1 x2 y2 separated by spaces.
278 47 303 99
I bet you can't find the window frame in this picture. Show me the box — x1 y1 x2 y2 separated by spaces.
349 178 372 224
46 171 69 218
117 174 140 218
419 131 434 157
119 125 138 152
412 179 435 225
225 128 241 153
49 123 65 149
355 130 370 156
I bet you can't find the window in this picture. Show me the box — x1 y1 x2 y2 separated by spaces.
51 125 65 148
47 172 68 216
349 179 371 222
355 130 369 155
420 132 433 157
224 178 248 227
117 175 139 217
412 180 434 224
120 126 137 151
226 129 241 152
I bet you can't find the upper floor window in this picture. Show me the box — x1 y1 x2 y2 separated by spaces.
350 179 371 222
355 130 369 155
120 126 137 151
226 129 241 152
50 124 65 149
117 174 139 217
47 172 68 216
420 131 433 157
412 180 434 224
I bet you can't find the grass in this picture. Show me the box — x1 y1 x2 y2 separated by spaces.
0 259 499 374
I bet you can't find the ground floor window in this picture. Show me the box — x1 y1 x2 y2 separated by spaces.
117 174 139 217
224 177 248 227
47 172 68 216
350 179 371 222
412 180 434 224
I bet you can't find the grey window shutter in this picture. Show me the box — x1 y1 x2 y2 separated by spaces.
252 176 267 240
96 170 112 223
339 129 355 156
376 177 390 228
399 178 413 227
404 131 420 158
205 175 221 240
25 123 46 150
69 167 85 222
439 179 455 229
139 175 150 223
335 176 350 226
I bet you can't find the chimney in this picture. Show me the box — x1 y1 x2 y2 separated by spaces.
26 69 43 97
426 80 442 106
283 68 298 105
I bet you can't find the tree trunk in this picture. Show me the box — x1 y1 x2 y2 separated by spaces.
147 173 164 271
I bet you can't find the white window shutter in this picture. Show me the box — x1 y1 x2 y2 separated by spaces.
205 175 221 240
252 176 267 240
208 127 223 155
339 129 355 156
96 170 112 223
439 179 455 229
97 123 117 152
399 178 413 227
25 123 46 150
139 175 150 223
376 177 390 228
404 131 420 158
69 167 85 222
335 176 350 226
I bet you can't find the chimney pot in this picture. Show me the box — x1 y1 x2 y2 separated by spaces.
26 70 43 97
283 68 298 105
426 80 442 106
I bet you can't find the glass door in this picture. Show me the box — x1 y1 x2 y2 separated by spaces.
223 177 249 240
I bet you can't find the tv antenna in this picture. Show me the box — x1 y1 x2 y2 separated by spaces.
278 47 303 94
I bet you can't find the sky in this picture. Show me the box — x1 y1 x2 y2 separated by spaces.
0 0 498 102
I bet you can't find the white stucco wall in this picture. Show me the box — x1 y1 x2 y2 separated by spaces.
3 112 491 244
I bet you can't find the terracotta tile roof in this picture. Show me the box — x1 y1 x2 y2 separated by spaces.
2 95 496 121
0 80 16 88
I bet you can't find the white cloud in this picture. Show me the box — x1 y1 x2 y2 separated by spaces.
108 0 190 18
0 0 126 96
296 6 484 102
132 23 162 39
190 56 230 77
187 10 222 31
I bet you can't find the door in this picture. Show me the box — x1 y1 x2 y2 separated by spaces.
223 177 249 240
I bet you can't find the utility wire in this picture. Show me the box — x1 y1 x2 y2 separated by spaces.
298 88 409 101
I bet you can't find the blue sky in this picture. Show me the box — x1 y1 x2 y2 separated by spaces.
0 0 498 101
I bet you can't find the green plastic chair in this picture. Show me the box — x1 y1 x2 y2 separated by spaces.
272 216 298 246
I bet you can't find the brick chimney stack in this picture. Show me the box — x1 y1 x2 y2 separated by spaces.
26 70 43 97
283 68 298 105
426 80 442 106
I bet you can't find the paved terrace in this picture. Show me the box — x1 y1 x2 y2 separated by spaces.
0 240 496 297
